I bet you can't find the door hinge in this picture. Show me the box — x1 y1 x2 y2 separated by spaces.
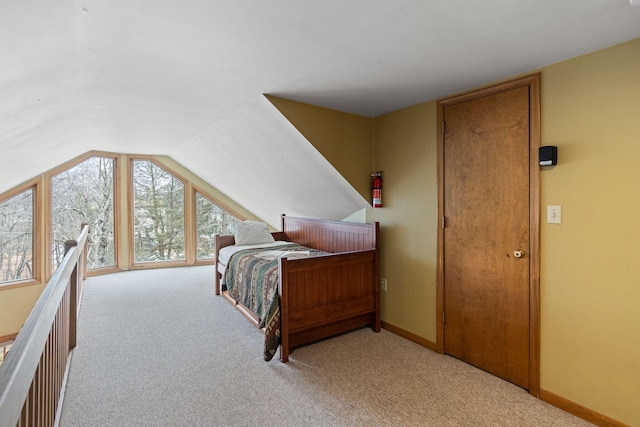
442 216 446 228
442 310 446 324
442 121 445 134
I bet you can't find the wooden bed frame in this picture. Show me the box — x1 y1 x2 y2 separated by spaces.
214 215 380 362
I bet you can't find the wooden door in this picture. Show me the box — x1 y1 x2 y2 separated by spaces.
441 83 533 389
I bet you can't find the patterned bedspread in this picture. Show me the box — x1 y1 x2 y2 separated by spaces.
223 244 325 361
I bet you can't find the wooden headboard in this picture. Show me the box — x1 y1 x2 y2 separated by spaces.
281 215 379 253
214 215 380 295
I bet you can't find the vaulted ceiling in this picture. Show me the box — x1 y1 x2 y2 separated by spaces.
2 0 639 226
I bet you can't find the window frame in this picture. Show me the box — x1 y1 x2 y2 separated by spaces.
129 156 190 269
46 152 120 279
192 185 242 265
0 179 40 289
0 151 247 285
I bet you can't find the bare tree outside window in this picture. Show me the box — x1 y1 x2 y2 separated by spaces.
195 192 236 259
51 157 115 271
133 160 185 262
0 188 34 283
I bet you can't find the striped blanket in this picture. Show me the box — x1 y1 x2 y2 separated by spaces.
223 244 324 360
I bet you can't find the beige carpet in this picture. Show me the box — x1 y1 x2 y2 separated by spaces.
59 266 593 426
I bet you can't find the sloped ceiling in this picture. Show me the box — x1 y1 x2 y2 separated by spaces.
172 96 369 227
1 0 640 225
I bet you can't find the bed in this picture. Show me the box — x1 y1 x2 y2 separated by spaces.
214 215 380 362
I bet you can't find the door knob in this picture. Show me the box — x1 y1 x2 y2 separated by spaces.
513 250 525 258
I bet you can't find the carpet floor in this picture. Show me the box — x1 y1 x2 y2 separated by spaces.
58 265 593 426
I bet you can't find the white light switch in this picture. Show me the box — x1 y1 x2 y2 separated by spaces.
547 205 561 224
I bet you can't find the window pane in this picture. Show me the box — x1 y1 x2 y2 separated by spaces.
0 188 34 283
195 192 236 259
133 160 185 263
51 157 116 270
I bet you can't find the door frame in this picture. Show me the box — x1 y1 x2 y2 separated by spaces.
435 74 541 396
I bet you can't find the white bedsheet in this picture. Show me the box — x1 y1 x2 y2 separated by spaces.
218 241 294 266
255 250 311 259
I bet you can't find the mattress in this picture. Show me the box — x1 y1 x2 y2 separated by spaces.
218 241 294 266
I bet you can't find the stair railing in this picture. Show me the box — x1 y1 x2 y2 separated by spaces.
0 224 89 427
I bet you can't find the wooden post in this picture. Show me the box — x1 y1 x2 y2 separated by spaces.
64 240 79 350
80 223 89 280
278 257 289 363
213 235 221 295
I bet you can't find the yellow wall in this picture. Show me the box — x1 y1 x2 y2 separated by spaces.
539 39 640 424
267 96 374 202
0 284 45 338
371 103 439 341
367 38 640 425
269 97 439 341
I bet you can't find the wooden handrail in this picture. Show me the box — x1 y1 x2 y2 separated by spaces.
0 225 89 427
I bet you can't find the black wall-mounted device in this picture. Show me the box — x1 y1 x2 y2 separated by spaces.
539 146 558 166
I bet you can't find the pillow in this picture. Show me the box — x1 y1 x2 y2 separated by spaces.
233 220 275 246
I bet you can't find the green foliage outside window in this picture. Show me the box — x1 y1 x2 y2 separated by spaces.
195 192 235 259
133 160 185 262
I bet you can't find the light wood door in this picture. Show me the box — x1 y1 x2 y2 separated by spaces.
442 85 531 389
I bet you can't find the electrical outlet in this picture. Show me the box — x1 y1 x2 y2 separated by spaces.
380 278 387 292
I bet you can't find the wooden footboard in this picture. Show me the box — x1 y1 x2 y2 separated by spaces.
278 250 380 362
277 215 380 362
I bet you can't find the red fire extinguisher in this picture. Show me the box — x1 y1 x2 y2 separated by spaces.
371 172 382 208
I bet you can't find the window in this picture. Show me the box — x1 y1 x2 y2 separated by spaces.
132 160 185 263
51 157 116 271
2 152 245 280
195 192 236 260
0 187 34 283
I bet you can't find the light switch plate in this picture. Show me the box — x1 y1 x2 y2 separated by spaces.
547 205 561 224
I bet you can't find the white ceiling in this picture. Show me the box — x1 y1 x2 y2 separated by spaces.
1 0 640 225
